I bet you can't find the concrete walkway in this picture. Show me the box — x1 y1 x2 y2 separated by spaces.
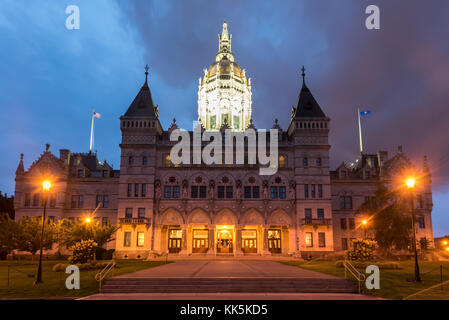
114 260 338 279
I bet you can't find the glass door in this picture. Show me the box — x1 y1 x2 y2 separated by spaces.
242 230 257 253
268 229 281 254
216 229 233 253
192 229 208 253
168 229 182 253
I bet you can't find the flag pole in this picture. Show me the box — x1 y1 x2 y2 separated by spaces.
89 108 95 153
358 107 363 155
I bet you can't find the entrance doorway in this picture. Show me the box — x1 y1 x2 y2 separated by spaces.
242 229 257 253
268 229 281 254
216 227 233 254
168 229 182 253
192 229 208 253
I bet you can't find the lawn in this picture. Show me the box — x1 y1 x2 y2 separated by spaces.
281 260 449 300
0 259 170 299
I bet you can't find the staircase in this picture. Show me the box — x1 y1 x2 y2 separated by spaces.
101 277 358 294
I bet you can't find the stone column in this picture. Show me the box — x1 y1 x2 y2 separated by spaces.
235 226 243 256
207 225 215 255
262 225 271 255
179 224 188 255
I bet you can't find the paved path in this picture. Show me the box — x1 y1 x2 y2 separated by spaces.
115 260 338 279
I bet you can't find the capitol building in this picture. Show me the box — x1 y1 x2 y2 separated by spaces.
13 22 434 259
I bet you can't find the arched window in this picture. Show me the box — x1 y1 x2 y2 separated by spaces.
165 155 172 167
270 176 286 199
279 155 285 168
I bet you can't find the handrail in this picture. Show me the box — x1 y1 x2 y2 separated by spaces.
403 278 449 300
343 260 366 294
95 259 116 293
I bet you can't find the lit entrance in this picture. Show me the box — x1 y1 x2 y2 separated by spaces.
268 229 281 254
168 229 182 253
192 229 208 253
242 229 257 253
216 226 233 254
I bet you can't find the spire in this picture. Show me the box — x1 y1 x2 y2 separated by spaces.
123 64 157 118
216 21 234 62
301 66 306 87
291 66 327 119
16 153 24 175
144 64 149 86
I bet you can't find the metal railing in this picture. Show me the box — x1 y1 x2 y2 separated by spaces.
343 260 366 294
119 217 150 225
95 259 116 293
300 218 331 226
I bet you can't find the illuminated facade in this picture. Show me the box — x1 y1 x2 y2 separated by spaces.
197 22 252 131
13 22 434 259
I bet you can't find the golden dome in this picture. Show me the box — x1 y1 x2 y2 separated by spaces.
207 56 244 79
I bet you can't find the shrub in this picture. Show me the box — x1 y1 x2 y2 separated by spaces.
335 260 399 269
68 240 98 264
52 263 69 272
52 261 113 272
102 249 115 260
345 239 378 261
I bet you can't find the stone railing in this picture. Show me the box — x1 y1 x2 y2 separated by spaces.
119 217 150 225
300 218 331 226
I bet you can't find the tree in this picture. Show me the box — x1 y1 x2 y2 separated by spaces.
0 214 19 259
15 217 58 260
60 219 118 249
0 192 14 219
358 181 412 256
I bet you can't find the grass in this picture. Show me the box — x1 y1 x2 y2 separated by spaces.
281 260 449 300
0 259 170 299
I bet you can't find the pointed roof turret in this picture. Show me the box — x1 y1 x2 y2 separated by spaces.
16 153 24 175
292 66 327 119
123 64 157 118
216 21 234 62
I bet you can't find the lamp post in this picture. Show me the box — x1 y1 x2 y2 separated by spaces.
406 178 421 282
35 180 51 285
362 219 368 239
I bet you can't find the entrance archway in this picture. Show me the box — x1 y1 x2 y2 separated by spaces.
216 225 234 254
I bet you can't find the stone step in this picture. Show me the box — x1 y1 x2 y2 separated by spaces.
101 277 357 294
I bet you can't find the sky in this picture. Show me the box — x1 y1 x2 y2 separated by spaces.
0 0 448 236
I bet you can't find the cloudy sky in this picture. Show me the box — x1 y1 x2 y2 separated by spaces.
0 0 448 236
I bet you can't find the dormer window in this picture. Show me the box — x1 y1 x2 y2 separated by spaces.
102 170 108 178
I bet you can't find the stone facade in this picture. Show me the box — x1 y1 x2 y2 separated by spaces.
13 23 434 259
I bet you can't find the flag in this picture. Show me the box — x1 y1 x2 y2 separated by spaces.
93 112 101 119
360 110 371 117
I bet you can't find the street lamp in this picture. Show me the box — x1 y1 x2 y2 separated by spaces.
406 177 421 282
362 219 368 239
35 180 51 285
85 217 92 223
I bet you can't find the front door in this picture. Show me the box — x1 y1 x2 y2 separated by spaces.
242 229 257 253
217 229 233 254
192 229 208 253
268 229 281 254
168 229 182 253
